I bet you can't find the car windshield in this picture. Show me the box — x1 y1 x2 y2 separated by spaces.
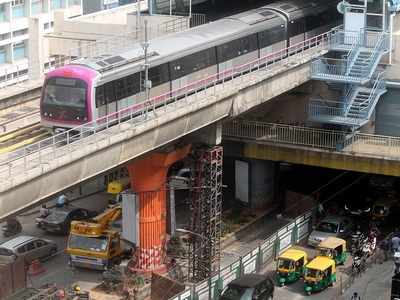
316 222 338 233
0 247 13 256
43 77 87 108
68 234 108 252
221 285 254 300
45 211 68 222
305 268 320 278
278 259 294 270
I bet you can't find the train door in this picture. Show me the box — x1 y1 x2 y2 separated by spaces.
288 17 305 46
104 82 117 115
95 85 107 118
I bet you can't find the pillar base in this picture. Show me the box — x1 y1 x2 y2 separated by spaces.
127 145 191 273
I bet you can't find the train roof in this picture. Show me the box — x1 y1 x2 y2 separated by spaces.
71 0 337 82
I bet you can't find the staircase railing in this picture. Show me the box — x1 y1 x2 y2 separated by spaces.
345 29 364 75
358 72 386 119
363 32 389 75
309 99 346 119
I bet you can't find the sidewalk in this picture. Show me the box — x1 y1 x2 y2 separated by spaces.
221 211 291 267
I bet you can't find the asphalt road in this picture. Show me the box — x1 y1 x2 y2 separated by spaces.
0 192 111 290
1 192 394 299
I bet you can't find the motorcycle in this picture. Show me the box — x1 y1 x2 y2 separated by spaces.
2 219 22 237
394 248 400 274
352 251 366 276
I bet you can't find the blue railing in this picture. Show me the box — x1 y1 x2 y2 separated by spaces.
358 72 386 119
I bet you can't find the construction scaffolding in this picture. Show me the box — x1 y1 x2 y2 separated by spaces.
188 146 223 282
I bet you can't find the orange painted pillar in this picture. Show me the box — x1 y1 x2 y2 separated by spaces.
126 145 191 272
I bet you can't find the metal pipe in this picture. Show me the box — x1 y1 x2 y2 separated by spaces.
389 13 394 64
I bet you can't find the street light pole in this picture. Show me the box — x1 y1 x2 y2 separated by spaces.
142 20 152 115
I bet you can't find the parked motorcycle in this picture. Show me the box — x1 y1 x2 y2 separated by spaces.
2 218 22 237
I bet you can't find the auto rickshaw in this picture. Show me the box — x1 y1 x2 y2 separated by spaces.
276 248 308 286
317 237 347 265
304 256 336 295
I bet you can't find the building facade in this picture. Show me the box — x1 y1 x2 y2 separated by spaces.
0 0 82 86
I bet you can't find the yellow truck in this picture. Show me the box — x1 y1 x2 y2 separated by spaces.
66 205 126 270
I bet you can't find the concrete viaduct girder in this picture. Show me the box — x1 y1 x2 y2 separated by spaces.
0 47 326 221
224 139 400 177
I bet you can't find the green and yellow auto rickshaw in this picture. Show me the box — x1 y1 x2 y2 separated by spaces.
304 256 336 295
276 248 308 286
317 237 347 265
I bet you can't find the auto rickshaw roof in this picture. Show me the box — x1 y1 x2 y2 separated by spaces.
318 237 346 250
306 256 335 271
278 248 307 261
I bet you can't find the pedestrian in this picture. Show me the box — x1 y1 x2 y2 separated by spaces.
39 204 50 218
56 194 68 208
392 236 400 253
351 292 361 300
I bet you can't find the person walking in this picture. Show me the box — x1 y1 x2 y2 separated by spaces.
351 292 361 300
39 204 50 218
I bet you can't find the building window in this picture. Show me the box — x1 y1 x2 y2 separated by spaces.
0 33 10 41
0 4 8 22
31 0 43 15
13 42 26 60
12 29 28 37
51 0 63 10
69 0 81 6
0 46 6 64
12 0 26 18
44 22 49 29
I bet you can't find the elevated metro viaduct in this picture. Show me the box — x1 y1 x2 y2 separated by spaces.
0 40 325 273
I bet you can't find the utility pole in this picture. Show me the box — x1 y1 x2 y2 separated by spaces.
149 0 153 15
142 20 152 114
136 0 141 39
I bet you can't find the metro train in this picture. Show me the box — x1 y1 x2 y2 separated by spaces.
40 0 340 132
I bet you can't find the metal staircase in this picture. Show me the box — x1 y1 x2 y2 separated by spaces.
309 27 389 128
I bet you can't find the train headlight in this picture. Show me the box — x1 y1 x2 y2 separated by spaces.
49 113 53 117
76 116 80 120
84 117 88 121
44 112 48 116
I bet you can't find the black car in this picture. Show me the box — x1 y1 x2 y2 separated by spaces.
40 207 97 234
344 198 375 217
220 274 274 300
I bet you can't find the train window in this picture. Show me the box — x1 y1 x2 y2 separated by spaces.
305 15 321 32
217 34 258 63
289 18 305 37
95 85 106 107
126 73 141 96
258 26 285 48
115 78 127 100
104 82 116 103
170 48 216 80
149 63 170 86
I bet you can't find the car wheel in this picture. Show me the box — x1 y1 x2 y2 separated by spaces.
49 248 57 257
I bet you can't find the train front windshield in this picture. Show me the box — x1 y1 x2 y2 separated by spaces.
42 77 88 122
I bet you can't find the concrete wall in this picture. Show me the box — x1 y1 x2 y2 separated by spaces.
240 81 335 127
46 4 189 58
249 159 275 209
